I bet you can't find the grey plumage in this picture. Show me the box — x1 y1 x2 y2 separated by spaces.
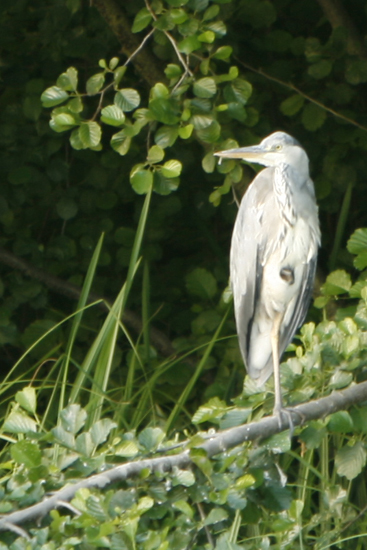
215 131 320 418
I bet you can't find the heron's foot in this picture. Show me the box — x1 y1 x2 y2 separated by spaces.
273 405 305 436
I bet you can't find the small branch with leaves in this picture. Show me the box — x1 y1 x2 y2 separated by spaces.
1 380 367 535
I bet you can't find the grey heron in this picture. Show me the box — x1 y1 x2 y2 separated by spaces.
215 131 320 425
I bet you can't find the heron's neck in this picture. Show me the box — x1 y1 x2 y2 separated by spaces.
273 163 298 226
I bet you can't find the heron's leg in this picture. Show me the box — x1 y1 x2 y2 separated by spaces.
271 312 284 416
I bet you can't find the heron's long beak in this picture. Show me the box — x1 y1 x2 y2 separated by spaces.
214 145 264 161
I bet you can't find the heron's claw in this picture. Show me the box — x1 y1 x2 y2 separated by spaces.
273 406 305 437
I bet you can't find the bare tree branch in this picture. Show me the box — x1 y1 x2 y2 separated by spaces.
316 0 367 58
1 380 367 532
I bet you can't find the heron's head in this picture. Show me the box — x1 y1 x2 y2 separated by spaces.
215 131 309 173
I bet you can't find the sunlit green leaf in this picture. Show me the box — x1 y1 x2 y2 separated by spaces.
15 387 37 414
115 89 141 111
101 105 125 126
335 441 367 480
132 7 152 32
86 73 105 95
79 121 102 148
3 411 38 434
11 440 41 468
57 67 78 91
161 159 182 178
130 165 153 194
193 77 217 98
41 86 69 107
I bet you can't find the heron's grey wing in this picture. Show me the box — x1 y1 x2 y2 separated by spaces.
279 254 317 357
230 171 271 370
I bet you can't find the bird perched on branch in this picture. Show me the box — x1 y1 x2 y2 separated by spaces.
215 131 320 426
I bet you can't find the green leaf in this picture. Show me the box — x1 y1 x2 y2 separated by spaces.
90 419 117 446
109 57 119 70
213 45 233 59
170 8 188 24
178 123 194 139
347 228 367 270
130 165 153 194
193 77 217 98
149 97 180 124
56 197 78 220
322 270 352 296
202 152 216 173
203 4 220 21
57 67 78 91
153 171 180 195
327 411 354 433
192 397 227 424
229 78 252 104
41 86 69 107
86 73 105 95
50 108 78 132
219 408 251 429
60 404 87 434
198 30 215 43
196 120 221 143
111 129 132 155
171 467 195 487
263 431 291 453
178 35 202 54
191 448 213 477
138 427 165 450
186 267 218 299
3 410 38 434
205 20 227 37
70 127 85 150
164 63 182 79
227 490 247 510
79 121 102 148
11 440 42 468
301 103 327 131
15 387 37 414
76 432 94 456
172 500 194 518
308 59 333 79
235 474 256 489
132 7 152 32
115 440 140 457
280 94 305 116
335 441 367 480
115 89 140 111
154 125 179 148
101 105 125 126
299 422 327 449
147 145 165 163
161 159 182 178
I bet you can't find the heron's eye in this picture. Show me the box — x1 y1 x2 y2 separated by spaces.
275 144 282 151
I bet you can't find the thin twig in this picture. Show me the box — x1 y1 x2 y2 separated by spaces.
123 28 156 67
144 0 193 77
236 58 367 133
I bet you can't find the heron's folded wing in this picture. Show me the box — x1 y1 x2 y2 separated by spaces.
279 254 317 357
230 176 269 367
